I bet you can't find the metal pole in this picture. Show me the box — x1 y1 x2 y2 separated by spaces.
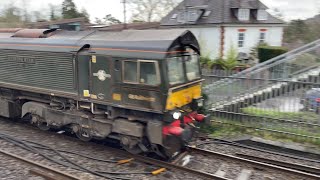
122 0 127 29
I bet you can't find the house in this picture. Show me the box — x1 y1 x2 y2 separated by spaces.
161 0 285 59
27 17 89 31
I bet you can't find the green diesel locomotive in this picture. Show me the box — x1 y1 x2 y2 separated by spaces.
0 28 207 158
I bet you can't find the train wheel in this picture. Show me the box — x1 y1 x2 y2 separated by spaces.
37 122 50 131
76 128 92 142
31 115 50 131
71 124 92 142
122 144 143 154
120 136 143 154
162 135 184 159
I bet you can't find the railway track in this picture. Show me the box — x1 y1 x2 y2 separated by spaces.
188 146 320 180
0 119 319 180
0 149 81 180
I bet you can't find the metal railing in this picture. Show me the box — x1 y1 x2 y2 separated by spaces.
204 73 320 143
203 39 320 109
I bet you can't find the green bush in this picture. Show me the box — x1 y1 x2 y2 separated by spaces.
258 46 288 63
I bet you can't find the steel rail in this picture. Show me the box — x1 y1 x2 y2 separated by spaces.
0 149 81 180
235 153 320 175
188 147 320 180
196 137 320 164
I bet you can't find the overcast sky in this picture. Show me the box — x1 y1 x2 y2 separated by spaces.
0 0 319 22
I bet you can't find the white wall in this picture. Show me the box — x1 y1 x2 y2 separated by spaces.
166 25 283 59
188 27 221 59
223 26 284 57
169 27 221 59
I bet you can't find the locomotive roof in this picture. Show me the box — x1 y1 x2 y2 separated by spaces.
0 29 199 59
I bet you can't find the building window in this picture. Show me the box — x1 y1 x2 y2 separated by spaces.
238 9 250 21
257 10 268 21
259 32 266 43
238 32 245 48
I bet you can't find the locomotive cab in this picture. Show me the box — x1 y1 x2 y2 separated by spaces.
161 47 206 157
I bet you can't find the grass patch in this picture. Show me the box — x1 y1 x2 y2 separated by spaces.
203 121 320 148
242 107 319 123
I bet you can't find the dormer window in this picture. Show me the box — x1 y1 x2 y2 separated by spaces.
257 10 268 21
177 12 186 23
238 9 250 21
203 10 212 17
177 9 202 23
171 14 178 19
188 9 199 22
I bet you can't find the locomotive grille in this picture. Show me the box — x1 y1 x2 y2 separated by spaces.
0 49 75 93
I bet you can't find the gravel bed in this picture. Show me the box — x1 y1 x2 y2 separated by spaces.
0 152 45 180
0 118 204 180
1 117 315 180
186 153 306 180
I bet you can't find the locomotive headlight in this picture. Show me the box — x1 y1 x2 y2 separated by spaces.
197 99 204 107
173 112 182 120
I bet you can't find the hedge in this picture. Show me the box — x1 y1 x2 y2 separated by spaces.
258 46 288 63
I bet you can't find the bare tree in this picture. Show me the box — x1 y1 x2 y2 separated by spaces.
127 0 181 22
270 8 284 20
21 0 30 22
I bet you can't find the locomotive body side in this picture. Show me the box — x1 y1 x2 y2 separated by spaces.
0 29 207 158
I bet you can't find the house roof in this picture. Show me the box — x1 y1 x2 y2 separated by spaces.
27 17 88 28
161 0 284 26
230 0 268 9
97 22 160 31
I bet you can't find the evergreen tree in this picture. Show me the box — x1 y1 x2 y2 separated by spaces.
62 0 79 19
79 8 90 22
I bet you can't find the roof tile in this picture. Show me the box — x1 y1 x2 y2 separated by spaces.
161 0 283 26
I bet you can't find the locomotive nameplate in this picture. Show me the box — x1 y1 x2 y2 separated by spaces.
128 94 156 102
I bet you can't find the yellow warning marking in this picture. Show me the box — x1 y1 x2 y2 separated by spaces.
112 93 122 101
92 55 97 63
83 90 90 97
152 168 166 175
117 158 134 165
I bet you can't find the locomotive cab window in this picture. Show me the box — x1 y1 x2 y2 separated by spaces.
185 53 201 81
123 61 138 83
167 48 201 85
123 60 160 86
